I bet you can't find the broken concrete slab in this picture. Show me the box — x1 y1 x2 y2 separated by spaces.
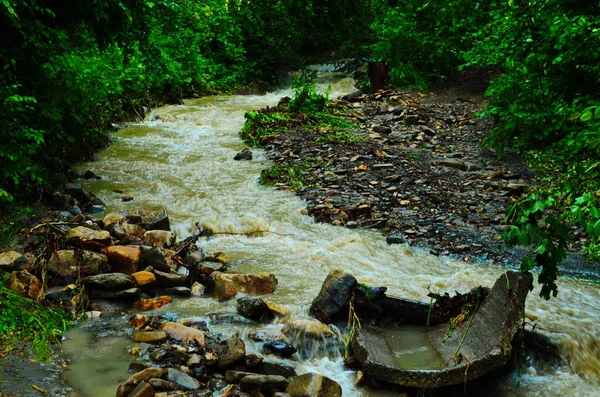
351 271 531 388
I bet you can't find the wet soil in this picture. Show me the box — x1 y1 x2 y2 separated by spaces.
0 343 71 397
254 87 592 268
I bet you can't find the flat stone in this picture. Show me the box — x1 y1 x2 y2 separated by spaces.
47 250 109 278
211 337 246 369
165 287 192 297
436 159 467 171
65 226 112 245
82 273 136 290
286 373 342 397
132 271 157 288
165 368 201 390
89 287 141 300
160 322 205 346
259 358 299 378
133 331 168 344
154 269 187 287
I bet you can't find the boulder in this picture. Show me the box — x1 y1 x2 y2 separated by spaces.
259 358 299 378
236 297 290 323
103 211 127 227
213 273 278 301
89 287 141 300
116 367 166 397
132 206 170 231
310 269 357 323
165 368 201 390
121 222 147 239
160 322 205 346
210 337 246 369
65 226 112 246
133 331 168 344
191 282 205 296
64 183 104 206
140 247 172 272
144 230 176 248
0 251 26 272
154 269 187 287
351 271 531 388
239 375 288 393
234 148 253 161
132 271 157 288
136 296 173 311
282 319 339 360
82 273 136 290
47 250 109 278
105 246 141 275
8 270 42 300
286 373 342 397
263 341 297 357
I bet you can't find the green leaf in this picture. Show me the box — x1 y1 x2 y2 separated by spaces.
580 112 592 122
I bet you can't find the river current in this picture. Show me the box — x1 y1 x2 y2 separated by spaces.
63 73 600 397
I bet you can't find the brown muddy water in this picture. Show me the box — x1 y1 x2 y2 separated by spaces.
64 73 600 397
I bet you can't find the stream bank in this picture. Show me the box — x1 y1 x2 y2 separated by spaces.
1 71 599 397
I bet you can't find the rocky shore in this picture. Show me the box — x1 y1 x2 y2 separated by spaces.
248 88 540 263
0 177 564 397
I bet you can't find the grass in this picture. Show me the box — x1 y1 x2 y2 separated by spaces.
259 162 312 189
0 273 73 361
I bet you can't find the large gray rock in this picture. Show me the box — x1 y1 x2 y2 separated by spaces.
47 250 109 278
351 271 531 388
89 287 141 300
82 273 136 290
209 337 246 369
310 269 357 323
286 373 342 397
133 206 170 231
154 269 187 287
165 368 201 390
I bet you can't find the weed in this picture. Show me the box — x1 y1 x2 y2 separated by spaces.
0 273 73 361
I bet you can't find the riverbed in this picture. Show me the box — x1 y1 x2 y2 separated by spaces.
63 73 600 397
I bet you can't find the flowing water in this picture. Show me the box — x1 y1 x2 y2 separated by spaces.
63 73 600 397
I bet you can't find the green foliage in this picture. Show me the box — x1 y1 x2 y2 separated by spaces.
259 162 311 189
240 111 291 147
0 274 73 360
369 0 492 88
0 0 367 208
288 72 330 114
